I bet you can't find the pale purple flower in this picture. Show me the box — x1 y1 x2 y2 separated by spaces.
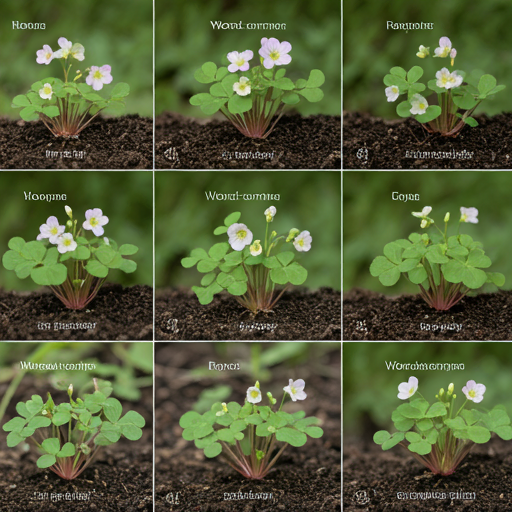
398 376 418 400
37 216 65 244
36 45 55 65
258 37 292 69
227 50 253 73
283 379 307 402
53 37 84 61
86 65 113 91
462 380 486 403
434 37 453 58
83 208 109 236
227 223 253 251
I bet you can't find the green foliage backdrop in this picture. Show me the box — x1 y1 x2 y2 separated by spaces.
0 0 152 117
0 172 153 290
344 171 512 294
344 0 512 117
155 171 341 290
344 342 512 438
155 0 341 117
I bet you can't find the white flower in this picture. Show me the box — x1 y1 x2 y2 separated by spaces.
83 208 109 236
233 76 251 96
70 43 85 61
397 376 418 400
227 223 253 251
283 379 307 402
246 386 262 404
258 37 292 69
86 65 113 91
39 83 53 100
385 85 400 102
36 45 55 65
412 206 433 228
436 68 463 89
412 206 432 218
416 45 430 58
293 230 312 252
434 37 453 58
462 380 486 403
56 233 77 254
264 206 276 222
227 50 253 73
410 94 428 115
460 207 479 224
37 216 65 244
250 240 262 256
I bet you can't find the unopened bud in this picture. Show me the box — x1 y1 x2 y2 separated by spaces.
448 383 454 395
65 205 72 218
444 212 450 223
221 402 228 413
67 384 73 398
255 381 260 389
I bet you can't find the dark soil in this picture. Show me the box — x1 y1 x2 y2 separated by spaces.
155 112 341 169
343 111 512 169
154 342 341 512
0 115 152 169
0 367 153 511
0 284 153 341
343 435 512 511
343 288 512 341
155 287 341 341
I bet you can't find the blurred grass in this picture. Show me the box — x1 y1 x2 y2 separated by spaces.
0 172 153 290
0 0 152 118
343 171 512 295
155 0 341 118
344 342 512 437
155 171 341 290
344 0 512 117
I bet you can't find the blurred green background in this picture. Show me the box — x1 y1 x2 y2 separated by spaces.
344 0 512 117
0 172 153 290
155 171 341 290
344 342 512 438
343 171 512 295
155 0 341 118
0 0 152 118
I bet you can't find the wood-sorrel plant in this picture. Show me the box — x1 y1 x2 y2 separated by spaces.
370 206 504 310
189 37 325 138
181 207 311 313
374 376 512 476
2 379 145 480
2 206 138 309
384 36 505 136
179 379 322 479
11 37 130 138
